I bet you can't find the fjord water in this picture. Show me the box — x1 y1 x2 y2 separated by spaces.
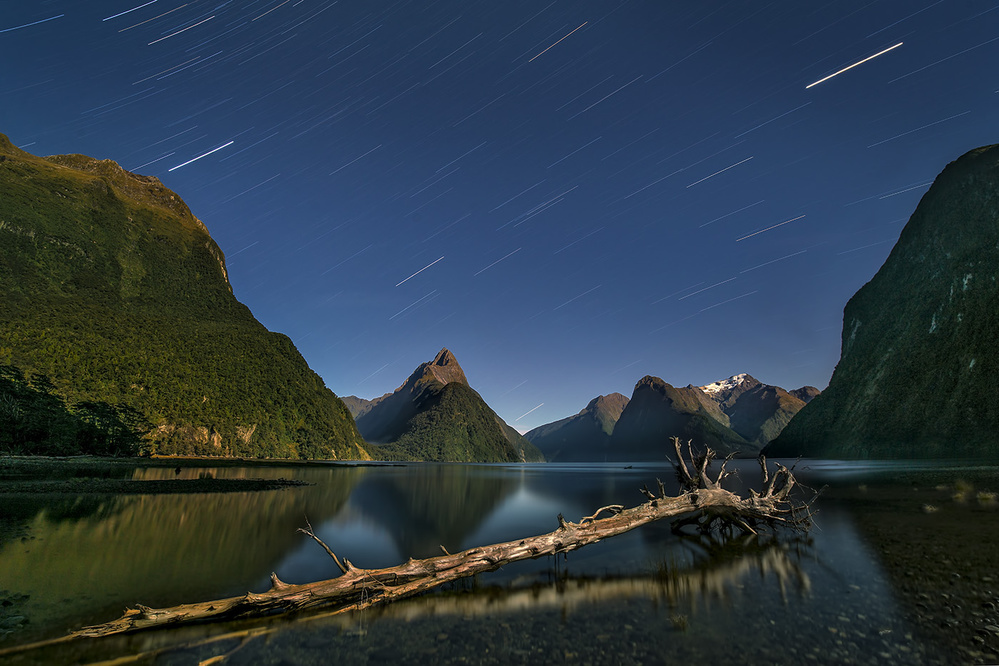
1 460 994 664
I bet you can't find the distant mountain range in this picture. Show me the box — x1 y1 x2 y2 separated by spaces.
527 373 817 462
344 349 544 463
0 134 367 459
766 143 999 459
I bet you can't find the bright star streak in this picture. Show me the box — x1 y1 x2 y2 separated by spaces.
396 256 444 287
474 248 521 276
103 1 157 21
515 403 544 422
148 15 214 45
0 14 64 34
805 42 903 89
686 156 753 188
736 215 806 242
167 140 233 171
529 22 587 62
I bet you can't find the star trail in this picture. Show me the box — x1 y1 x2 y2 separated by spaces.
3 1 997 430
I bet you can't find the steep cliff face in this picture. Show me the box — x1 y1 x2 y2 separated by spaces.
767 144 999 459
525 393 629 462
357 349 544 462
609 376 753 460
0 134 368 459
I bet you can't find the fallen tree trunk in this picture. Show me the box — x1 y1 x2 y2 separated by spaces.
67 438 814 639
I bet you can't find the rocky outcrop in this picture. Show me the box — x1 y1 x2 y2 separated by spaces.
767 144 999 459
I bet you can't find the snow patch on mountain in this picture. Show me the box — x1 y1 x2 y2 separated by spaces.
699 373 749 396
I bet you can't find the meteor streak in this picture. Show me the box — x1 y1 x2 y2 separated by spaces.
515 403 544 422
167 140 233 171
805 42 903 89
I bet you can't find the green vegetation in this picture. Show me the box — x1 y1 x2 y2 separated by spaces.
0 364 147 456
0 134 368 459
369 382 544 462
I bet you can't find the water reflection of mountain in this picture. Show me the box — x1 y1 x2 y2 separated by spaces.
348 465 516 559
6 534 812 666
0 465 366 642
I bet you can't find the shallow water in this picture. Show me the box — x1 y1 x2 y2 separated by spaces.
0 459 996 664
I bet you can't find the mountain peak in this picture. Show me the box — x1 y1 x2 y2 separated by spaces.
422 348 468 386
699 373 757 396
433 348 458 366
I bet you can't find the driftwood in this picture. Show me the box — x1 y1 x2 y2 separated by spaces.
0 438 800 648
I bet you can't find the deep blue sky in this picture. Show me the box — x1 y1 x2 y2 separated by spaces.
4 1 997 431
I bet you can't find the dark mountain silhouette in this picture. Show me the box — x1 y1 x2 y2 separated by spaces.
525 393 629 462
767 144 999 459
528 373 816 462
609 376 754 460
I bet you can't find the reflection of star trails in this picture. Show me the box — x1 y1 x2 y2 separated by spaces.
515 403 544 422
396 256 444 287
805 42 902 89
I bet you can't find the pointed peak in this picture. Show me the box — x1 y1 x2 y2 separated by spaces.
420 348 468 386
433 348 458 366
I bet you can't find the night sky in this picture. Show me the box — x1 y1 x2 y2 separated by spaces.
4 1 997 431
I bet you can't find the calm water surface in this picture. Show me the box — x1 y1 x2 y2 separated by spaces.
1 459 994 664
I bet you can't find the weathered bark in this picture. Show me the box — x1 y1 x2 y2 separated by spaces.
61 439 813 640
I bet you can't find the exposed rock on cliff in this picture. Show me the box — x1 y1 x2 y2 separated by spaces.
767 144 999 459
